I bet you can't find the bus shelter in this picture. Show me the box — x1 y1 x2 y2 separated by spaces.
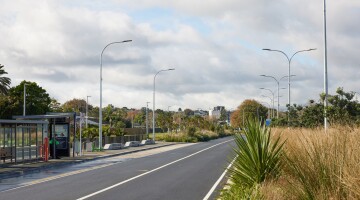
13 113 76 159
0 119 48 164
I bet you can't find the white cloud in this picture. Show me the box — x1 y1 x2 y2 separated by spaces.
0 0 359 111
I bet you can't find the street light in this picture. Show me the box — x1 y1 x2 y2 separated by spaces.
146 101 150 138
153 68 175 142
167 106 172 133
323 0 329 131
86 96 91 128
261 95 273 118
260 88 275 118
23 83 28 116
260 75 296 118
262 48 316 125
99 40 132 149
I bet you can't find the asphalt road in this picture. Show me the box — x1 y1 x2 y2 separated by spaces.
0 137 235 200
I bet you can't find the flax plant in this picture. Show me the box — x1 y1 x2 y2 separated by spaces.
229 118 285 188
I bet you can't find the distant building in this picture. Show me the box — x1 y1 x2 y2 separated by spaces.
209 106 225 120
194 109 208 117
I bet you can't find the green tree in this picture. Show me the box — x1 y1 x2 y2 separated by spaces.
0 64 11 95
300 101 324 128
0 81 51 118
219 108 228 121
326 87 359 125
0 95 14 118
49 98 62 112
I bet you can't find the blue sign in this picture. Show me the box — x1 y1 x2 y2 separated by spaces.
265 119 271 126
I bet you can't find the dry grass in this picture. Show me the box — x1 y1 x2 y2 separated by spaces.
261 126 360 200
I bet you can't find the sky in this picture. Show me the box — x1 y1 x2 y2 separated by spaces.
0 0 359 111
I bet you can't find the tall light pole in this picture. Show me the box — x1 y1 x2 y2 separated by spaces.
23 83 28 116
86 96 91 128
167 106 172 133
260 88 275 118
260 75 295 118
262 48 316 125
323 0 329 131
99 40 132 149
153 68 175 142
146 101 150 138
261 95 273 118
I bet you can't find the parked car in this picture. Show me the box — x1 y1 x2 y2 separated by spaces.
103 143 124 150
124 141 140 147
140 139 155 145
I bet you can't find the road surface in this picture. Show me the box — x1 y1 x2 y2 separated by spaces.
0 137 235 200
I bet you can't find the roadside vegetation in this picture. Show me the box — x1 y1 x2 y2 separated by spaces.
221 88 360 199
221 125 360 199
155 126 233 143
0 69 234 143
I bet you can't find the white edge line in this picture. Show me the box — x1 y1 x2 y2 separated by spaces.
203 155 238 200
77 139 234 200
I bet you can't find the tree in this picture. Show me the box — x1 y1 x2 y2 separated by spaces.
231 99 268 128
0 64 11 95
300 102 324 128
326 87 360 125
0 81 51 118
62 98 86 113
219 108 228 121
49 98 62 112
184 108 194 116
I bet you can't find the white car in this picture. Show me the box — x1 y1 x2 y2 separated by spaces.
103 143 124 150
124 141 140 147
141 139 155 145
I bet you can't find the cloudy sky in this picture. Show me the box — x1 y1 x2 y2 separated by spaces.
0 0 359 111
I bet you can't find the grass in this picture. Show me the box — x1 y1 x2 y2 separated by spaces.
154 129 233 143
276 126 360 199
222 126 360 200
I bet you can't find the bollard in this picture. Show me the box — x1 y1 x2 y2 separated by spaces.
44 137 49 162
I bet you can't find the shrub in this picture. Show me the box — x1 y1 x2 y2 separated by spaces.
187 126 196 137
230 118 285 187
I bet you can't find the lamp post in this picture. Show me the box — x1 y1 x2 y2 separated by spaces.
23 83 28 116
260 75 295 118
260 88 275 118
261 95 273 118
146 101 150 138
323 0 329 131
153 68 175 142
167 106 172 133
99 40 132 149
262 48 316 125
86 96 91 128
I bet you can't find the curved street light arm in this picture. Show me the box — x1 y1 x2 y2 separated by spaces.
289 48 316 63
152 68 175 142
99 40 132 149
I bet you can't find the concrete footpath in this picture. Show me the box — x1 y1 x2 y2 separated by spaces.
0 142 176 179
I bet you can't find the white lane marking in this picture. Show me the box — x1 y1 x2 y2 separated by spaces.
0 163 115 193
77 139 234 200
0 143 193 193
203 155 238 200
